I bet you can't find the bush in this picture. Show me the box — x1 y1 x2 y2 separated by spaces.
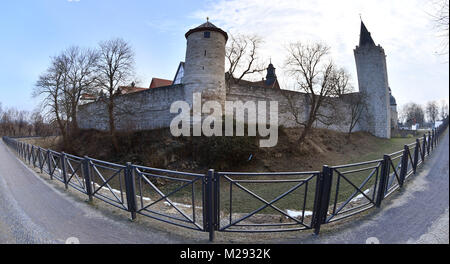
190 135 257 170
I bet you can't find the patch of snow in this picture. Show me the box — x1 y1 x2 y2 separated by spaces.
350 189 371 203
286 209 313 218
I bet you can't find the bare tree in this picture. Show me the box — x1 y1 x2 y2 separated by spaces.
346 93 368 135
34 54 69 145
402 103 425 127
0 107 35 137
225 34 266 86
426 101 440 124
16 110 29 136
96 38 135 152
30 110 45 136
332 68 352 96
60 47 99 133
328 69 367 135
284 42 346 145
429 0 449 55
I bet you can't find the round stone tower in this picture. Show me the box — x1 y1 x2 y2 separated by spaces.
183 19 228 107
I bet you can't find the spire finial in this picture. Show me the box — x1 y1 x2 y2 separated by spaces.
359 13 362 21
207 17 209 22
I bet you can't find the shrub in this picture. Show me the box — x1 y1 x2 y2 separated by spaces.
190 135 257 170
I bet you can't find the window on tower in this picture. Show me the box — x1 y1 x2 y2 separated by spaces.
204 31 211 38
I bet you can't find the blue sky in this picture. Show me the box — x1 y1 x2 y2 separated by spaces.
0 0 448 113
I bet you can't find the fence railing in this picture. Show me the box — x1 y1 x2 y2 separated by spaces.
2 118 448 241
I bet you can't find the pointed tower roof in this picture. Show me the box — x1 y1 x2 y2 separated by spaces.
265 62 277 86
359 21 375 46
185 18 228 41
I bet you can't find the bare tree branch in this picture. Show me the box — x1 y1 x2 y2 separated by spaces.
225 34 266 87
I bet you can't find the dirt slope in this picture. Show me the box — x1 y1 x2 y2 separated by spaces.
22 127 423 173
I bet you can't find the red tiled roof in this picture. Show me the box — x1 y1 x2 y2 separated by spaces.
118 86 149 94
150 78 173 89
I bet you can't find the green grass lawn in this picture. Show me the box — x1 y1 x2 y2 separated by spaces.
345 130 429 165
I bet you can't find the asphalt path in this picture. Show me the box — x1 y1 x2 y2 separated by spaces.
286 129 449 244
0 139 191 244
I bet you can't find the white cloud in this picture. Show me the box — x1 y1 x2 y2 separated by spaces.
192 0 449 107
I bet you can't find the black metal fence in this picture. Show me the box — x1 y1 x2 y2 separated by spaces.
2 119 448 241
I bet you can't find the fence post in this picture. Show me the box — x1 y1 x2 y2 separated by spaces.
26 144 30 164
399 145 409 188
205 169 216 242
313 166 332 235
435 128 439 144
431 130 434 151
47 150 53 180
213 171 220 232
427 132 431 155
26 144 29 163
421 134 426 161
125 162 137 221
433 129 436 145
83 156 93 202
38 147 43 173
60 152 68 190
31 145 35 167
376 155 390 207
413 139 419 173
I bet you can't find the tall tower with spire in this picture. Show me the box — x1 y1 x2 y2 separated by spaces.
354 21 391 138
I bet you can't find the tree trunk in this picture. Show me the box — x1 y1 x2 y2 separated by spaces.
298 120 314 147
55 114 68 149
108 96 119 153
70 104 79 135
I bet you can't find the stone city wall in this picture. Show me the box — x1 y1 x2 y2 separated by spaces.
78 83 363 134
77 84 184 131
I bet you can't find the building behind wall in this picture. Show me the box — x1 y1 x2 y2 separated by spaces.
78 20 396 139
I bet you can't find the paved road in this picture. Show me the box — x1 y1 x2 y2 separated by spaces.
0 131 448 244
0 140 193 244
285 129 449 244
